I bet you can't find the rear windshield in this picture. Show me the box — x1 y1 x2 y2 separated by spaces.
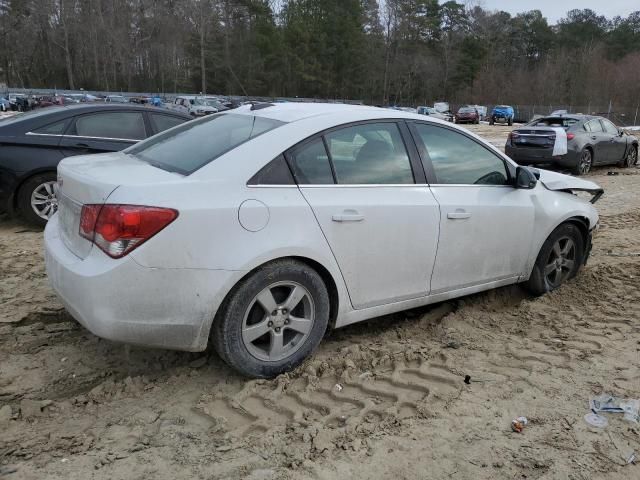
127 113 285 175
459 107 475 113
530 117 579 129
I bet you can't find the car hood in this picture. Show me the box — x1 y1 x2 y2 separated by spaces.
536 168 603 203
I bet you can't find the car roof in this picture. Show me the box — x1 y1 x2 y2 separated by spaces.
0 104 191 131
229 102 418 124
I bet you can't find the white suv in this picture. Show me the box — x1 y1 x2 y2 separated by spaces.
171 96 218 117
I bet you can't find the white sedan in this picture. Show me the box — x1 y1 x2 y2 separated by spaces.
44 103 602 378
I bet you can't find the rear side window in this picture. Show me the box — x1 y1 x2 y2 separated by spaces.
288 138 334 184
150 114 187 133
74 112 146 140
128 113 284 175
33 120 67 135
587 120 603 133
248 155 294 185
324 123 414 184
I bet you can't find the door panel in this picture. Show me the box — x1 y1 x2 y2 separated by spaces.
300 186 440 309
58 136 136 156
600 119 626 163
429 186 534 293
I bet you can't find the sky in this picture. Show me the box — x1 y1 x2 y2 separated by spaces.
469 0 637 24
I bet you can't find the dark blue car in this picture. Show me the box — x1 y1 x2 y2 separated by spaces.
490 105 514 126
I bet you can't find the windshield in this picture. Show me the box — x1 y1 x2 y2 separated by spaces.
128 113 285 175
109 96 127 103
459 107 475 113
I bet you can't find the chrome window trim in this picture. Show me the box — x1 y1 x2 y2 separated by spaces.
26 132 64 137
62 134 139 142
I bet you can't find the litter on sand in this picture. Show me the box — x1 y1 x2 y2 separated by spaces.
584 412 608 429
511 416 528 433
590 394 640 423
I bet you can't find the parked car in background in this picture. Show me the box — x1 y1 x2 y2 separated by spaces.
505 114 638 175
417 106 452 121
45 103 601 378
433 102 450 114
8 93 27 111
0 97 9 112
454 106 480 124
0 104 191 225
470 105 487 121
490 105 515 125
105 95 128 103
170 96 219 117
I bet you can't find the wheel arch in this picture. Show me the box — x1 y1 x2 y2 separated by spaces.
11 168 58 213
207 255 341 347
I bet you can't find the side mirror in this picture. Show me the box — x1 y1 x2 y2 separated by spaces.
619 129 625 137
515 166 537 189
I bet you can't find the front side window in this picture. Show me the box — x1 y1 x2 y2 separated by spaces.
601 119 619 135
74 112 146 140
325 123 414 184
128 113 284 175
414 124 508 185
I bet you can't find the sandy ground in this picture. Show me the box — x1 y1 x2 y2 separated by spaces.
1 125 639 480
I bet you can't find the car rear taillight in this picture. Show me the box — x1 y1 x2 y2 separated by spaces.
566 133 575 140
80 204 178 258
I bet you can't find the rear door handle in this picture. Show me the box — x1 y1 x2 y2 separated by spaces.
332 210 364 222
447 211 471 220
74 143 90 149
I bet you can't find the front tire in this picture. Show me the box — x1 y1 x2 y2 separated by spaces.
16 172 59 227
622 145 637 168
489 118 495 125
525 223 584 296
212 259 330 378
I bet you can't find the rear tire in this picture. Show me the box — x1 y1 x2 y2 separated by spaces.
572 148 592 176
508 118 513 126
489 118 495 125
16 172 58 227
212 259 330 378
525 223 584 296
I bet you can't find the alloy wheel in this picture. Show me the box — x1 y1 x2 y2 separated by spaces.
241 281 315 362
578 150 592 175
544 236 576 287
626 147 638 167
31 181 59 220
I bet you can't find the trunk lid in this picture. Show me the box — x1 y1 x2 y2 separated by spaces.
56 151 182 259
511 127 557 149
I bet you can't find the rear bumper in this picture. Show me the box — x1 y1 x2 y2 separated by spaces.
44 214 239 352
505 146 580 168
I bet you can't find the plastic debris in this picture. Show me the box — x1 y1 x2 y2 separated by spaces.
584 412 608 429
626 452 637 465
464 375 471 385
590 394 640 423
334 384 343 392
511 416 528 433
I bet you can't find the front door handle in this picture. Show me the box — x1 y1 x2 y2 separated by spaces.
591 136 597 140
74 143 90 149
447 211 471 220
332 210 364 222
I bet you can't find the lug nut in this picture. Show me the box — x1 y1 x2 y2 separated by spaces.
271 310 277 316
275 327 281 333
282 309 287 314
268 321 273 327
284 319 289 325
